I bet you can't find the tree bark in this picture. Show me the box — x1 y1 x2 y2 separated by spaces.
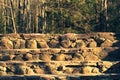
9 0 17 33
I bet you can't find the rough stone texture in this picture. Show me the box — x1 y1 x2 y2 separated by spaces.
34 68 44 74
27 39 37 49
0 33 120 80
0 47 119 61
0 33 120 49
84 54 99 61
24 53 33 60
75 40 86 48
48 39 59 48
87 39 97 47
1 61 116 75
14 54 24 61
37 40 49 48
13 39 21 49
26 67 34 74
101 39 113 47
92 67 100 73
72 53 84 61
39 53 51 61
55 54 65 61
82 66 92 74
0 37 13 49
20 39 26 48
60 33 76 41
13 39 26 49
61 39 71 48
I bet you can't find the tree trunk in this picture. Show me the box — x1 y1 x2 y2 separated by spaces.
1 0 7 34
9 0 17 33
41 0 46 33
35 0 39 33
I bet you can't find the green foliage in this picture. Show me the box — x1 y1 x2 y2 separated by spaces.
0 0 120 33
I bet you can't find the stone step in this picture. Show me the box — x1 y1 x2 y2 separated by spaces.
0 33 120 49
0 47 120 61
0 61 119 75
0 74 120 80
0 32 119 40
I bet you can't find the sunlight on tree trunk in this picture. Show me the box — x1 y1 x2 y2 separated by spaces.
34 0 39 33
9 0 17 33
0 0 119 33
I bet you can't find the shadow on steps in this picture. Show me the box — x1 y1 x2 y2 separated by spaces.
104 62 120 74
101 48 120 61
101 33 120 61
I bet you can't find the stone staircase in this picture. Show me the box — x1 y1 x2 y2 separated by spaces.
0 32 120 80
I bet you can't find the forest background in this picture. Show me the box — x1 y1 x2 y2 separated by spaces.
0 0 120 34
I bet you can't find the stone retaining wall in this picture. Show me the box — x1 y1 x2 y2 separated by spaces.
0 61 119 76
0 33 120 49
0 47 120 61
0 33 120 79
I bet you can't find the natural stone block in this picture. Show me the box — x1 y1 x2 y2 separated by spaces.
26 67 34 74
88 40 97 47
70 42 76 48
48 39 59 48
72 69 80 74
40 53 51 61
7 34 21 40
55 54 65 61
81 66 92 74
65 55 72 61
63 68 73 74
75 40 86 48
50 49 61 53
0 63 6 67
72 54 84 61
85 54 99 61
32 54 39 60
27 39 37 49
13 39 21 49
61 39 71 48
81 49 92 57
24 53 33 60
100 66 107 73
92 68 99 73
21 34 31 40
101 39 113 47
0 66 6 72
34 68 44 74
13 39 26 49
14 54 23 61
0 71 6 75
97 33 115 41
61 33 76 41
37 41 49 48
20 39 26 48
1 37 13 49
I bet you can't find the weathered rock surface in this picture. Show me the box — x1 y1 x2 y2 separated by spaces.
0 37 13 49
61 39 71 48
0 33 120 80
37 40 49 48
101 39 113 47
0 33 120 49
